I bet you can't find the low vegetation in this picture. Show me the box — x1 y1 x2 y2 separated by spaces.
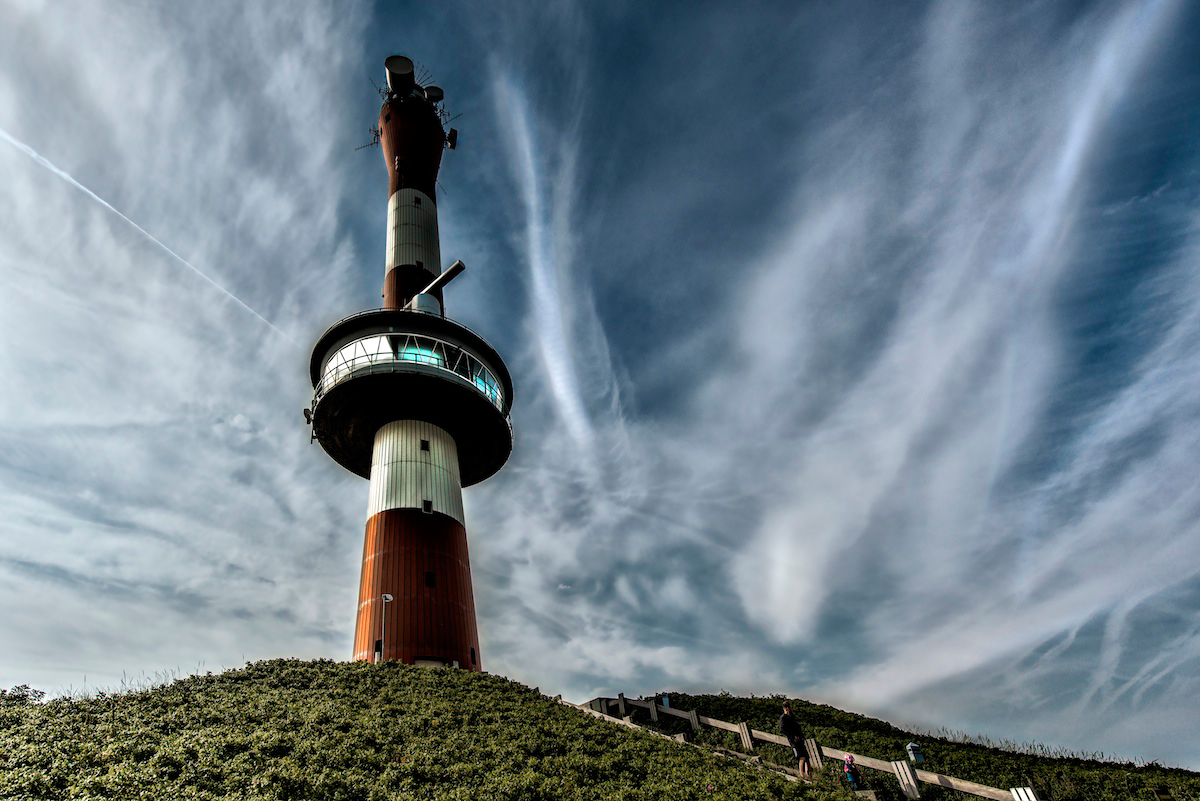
648 692 1200 801
0 659 821 800
3 660 1196 800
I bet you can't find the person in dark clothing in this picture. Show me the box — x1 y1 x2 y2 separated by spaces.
778 702 811 779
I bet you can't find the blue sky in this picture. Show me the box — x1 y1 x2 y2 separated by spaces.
3 0 1200 769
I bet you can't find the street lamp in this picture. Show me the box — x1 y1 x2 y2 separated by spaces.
378 593 393 663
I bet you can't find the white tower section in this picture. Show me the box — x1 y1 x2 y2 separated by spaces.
386 188 441 276
366 420 464 524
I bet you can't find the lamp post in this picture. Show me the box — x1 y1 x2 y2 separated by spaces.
379 593 393 662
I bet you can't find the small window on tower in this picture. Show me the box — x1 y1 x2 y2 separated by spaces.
422 499 433 514
425 571 436 588
420 439 430 452
470 647 477 666
413 196 421 206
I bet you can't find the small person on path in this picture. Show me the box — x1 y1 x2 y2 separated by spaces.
843 753 865 790
778 702 810 779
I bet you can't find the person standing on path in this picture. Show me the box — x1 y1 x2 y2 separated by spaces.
843 753 865 790
779 702 811 779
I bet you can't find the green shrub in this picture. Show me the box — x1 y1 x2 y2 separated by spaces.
0 661 820 800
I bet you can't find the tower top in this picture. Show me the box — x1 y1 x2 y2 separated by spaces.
385 55 416 93
379 54 448 110
376 54 455 309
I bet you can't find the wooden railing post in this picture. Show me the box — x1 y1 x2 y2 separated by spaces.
737 722 754 751
574 695 1038 801
804 738 822 768
892 760 921 799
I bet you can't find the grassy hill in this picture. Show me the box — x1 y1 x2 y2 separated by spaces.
0 659 820 800
2 659 1196 801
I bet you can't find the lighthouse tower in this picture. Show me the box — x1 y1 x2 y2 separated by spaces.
308 55 513 670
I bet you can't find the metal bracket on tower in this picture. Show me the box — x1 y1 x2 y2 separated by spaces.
403 260 466 312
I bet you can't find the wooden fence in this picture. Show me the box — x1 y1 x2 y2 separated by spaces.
569 694 1041 801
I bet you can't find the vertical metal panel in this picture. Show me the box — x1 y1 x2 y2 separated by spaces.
351 507 481 670
405 522 415 661
367 420 464 523
386 188 441 274
354 532 373 660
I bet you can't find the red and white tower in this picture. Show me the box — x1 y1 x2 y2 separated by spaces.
308 55 513 670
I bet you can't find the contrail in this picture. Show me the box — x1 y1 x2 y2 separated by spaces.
0 127 287 337
493 75 594 450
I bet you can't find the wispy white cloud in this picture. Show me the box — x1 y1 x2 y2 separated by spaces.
492 73 596 452
729 0 1178 644
0 0 372 687
0 127 286 337
4 0 1200 771
466 0 1200 768
720 0 1199 762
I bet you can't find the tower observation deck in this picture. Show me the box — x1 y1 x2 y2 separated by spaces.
308 55 513 670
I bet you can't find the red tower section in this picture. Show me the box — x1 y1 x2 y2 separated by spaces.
308 55 512 670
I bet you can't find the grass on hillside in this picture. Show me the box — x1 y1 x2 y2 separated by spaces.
0 659 851 801
641 692 1200 801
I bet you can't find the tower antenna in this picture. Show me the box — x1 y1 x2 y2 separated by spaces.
354 126 382 151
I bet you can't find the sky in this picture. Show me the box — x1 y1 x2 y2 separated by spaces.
2 0 1200 770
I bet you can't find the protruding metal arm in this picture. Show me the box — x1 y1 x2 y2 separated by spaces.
419 260 465 296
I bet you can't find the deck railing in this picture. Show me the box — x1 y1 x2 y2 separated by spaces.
567 693 1041 801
